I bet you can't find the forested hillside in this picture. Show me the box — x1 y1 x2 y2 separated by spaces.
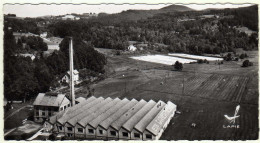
4 4 258 101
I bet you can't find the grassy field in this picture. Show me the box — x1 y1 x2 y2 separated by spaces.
76 50 258 140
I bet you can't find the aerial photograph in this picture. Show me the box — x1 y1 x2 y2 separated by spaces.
3 2 259 141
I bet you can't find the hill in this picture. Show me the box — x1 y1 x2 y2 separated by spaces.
93 4 194 24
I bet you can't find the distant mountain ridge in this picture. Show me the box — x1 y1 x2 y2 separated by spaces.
94 4 194 23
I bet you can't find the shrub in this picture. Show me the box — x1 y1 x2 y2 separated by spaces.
197 59 203 64
173 61 183 71
242 60 253 67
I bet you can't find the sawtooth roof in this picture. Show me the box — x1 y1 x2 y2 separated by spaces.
122 100 156 132
134 100 166 133
146 101 177 136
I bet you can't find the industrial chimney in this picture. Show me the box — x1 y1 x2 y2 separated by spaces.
69 37 75 106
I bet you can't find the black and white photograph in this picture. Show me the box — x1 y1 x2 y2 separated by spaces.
2 0 259 141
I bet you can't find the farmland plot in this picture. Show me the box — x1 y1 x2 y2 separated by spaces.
169 53 223 61
130 55 196 65
136 73 249 103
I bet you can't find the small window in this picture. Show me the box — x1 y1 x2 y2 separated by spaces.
67 133 73 137
67 127 73 131
134 133 140 138
68 104 70 107
122 132 128 137
42 112 45 116
99 130 103 134
110 131 116 136
78 128 83 133
146 134 152 139
64 106 67 110
59 126 63 130
88 129 94 134
60 107 63 111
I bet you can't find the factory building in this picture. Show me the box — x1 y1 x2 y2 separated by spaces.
41 38 177 140
43 97 177 140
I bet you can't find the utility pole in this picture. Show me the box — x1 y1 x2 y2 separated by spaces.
182 73 185 95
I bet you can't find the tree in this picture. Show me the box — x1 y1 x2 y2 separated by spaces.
242 60 253 67
173 61 183 71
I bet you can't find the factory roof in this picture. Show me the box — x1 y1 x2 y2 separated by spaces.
146 101 177 136
134 100 166 133
122 100 156 132
99 99 138 129
57 97 104 125
110 99 147 131
88 98 130 128
78 98 121 127
66 97 112 126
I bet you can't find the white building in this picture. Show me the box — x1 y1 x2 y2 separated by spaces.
61 70 79 84
62 15 80 20
128 45 137 52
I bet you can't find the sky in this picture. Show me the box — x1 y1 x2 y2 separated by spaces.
3 3 254 17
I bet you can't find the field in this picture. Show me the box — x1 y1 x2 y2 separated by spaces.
75 50 258 140
130 54 196 65
168 53 223 61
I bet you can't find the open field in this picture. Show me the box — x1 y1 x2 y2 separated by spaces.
131 54 196 65
75 50 258 140
168 53 223 61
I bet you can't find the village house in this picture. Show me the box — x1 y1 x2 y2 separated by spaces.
62 14 80 20
128 45 137 52
61 70 79 84
33 92 71 123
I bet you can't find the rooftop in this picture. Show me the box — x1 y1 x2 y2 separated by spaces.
134 100 166 133
33 93 69 107
122 100 156 132
110 99 147 131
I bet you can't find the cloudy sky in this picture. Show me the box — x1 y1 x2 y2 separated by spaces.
3 3 253 17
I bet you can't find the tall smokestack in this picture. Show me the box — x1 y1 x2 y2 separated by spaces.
69 37 75 106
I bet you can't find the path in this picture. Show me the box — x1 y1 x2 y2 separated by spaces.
4 106 27 121
4 128 16 136
27 128 43 141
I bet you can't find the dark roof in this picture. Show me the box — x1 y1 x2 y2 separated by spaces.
146 101 177 136
33 93 69 107
122 100 156 132
134 100 166 133
110 99 147 131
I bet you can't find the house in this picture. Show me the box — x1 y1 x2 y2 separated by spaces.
40 32 48 38
62 14 80 20
128 45 137 52
61 70 79 84
19 53 36 61
33 92 71 123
